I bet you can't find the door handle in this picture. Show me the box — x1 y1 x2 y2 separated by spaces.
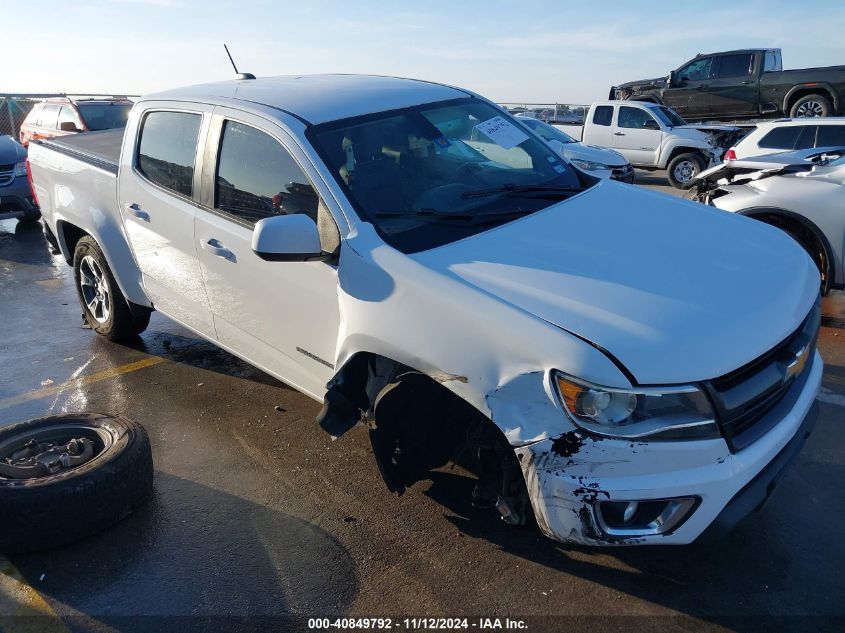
614 132 625 136
696 85 708 90
124 203 150 222
202 238 235 262
740 80 751 85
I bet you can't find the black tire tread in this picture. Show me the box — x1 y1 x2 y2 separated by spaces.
0 414 153 554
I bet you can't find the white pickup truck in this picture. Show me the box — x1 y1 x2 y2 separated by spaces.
28 74 821 546
581 101 745 188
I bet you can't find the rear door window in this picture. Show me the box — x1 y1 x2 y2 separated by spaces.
714 54 753 78
816 125 845 147
215 120 319 226
758 126 804 150
592 105 613 126
37 104 60 129
136 111 202 197
794 126 817 150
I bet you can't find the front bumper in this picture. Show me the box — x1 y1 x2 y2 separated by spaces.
516 350 822 546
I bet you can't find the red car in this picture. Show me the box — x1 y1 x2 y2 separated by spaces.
19 97 132 147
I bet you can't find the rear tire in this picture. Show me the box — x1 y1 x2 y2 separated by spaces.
667 153 705 189
789 94 832 118
0 413 153 554
73 235 150 340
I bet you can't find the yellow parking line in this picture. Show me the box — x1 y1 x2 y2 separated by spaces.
0 357 165 411
0 556 70 631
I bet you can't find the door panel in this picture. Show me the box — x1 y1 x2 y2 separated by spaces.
613 106 663 165
118 105 216 337
195 110 342 397
709 54 758 116
663 57 714 118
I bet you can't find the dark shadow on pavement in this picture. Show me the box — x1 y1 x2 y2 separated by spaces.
11 472 358 633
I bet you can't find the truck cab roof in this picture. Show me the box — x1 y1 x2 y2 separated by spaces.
143 74 471 126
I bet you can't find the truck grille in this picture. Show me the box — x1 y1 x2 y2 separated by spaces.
703 298 820 452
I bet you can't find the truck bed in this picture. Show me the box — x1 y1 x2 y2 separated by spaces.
39 128 124 175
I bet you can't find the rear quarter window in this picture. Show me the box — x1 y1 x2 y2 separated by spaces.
816 125 845 147
136 111 202 197
592 106 613 126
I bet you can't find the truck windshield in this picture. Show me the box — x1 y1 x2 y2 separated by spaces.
310 98 587 253
77 103 132 131
651 106 686 128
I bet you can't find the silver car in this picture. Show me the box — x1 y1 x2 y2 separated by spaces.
690 147 845 294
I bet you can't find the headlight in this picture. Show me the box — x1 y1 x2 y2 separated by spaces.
15 162 26 177
554 372 719 440
570 159 611 172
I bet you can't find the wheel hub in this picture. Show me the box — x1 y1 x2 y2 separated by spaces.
0 436 95 478
674 160 696 183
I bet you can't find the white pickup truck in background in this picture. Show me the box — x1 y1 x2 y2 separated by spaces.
27 74 821 546
580 101 746 188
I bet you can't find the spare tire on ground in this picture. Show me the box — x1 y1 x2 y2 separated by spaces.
0 413 153 554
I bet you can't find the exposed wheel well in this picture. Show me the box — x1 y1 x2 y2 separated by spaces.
56 220 89 265
665 147 708 166
743 210 834 294
786 87 835 113
321 352 529 517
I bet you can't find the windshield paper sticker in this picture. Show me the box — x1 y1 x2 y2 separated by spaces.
474 116 529 150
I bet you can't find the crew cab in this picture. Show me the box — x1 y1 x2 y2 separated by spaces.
581 101 744 187
611 48 845 120
28 75 821 546
19 97 133 147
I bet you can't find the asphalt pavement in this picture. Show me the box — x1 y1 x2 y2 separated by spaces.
0 175 843 632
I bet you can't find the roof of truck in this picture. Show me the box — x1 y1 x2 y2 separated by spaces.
144 74 471 126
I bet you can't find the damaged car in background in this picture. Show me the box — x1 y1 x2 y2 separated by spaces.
689 146 845 295
28 74 821 546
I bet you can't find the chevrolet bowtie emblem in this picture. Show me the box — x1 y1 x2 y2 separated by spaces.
784 344 810 384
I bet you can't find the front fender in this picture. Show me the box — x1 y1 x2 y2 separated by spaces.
333 224 632 445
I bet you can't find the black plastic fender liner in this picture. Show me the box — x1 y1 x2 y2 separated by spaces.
0 413 153 554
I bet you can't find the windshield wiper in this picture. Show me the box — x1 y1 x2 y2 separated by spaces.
461 183 582 199
374 209 472 221
372 208 534 226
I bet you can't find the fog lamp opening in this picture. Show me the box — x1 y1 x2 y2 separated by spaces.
595 497 699 537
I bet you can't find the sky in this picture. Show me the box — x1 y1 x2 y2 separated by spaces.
3 0 844 104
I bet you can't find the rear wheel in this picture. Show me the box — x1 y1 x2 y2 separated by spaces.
667 153 705 189
73 235 150 340
790 94 832 118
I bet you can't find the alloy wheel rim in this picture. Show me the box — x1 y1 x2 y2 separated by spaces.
796 101 824 117
79 255 111 324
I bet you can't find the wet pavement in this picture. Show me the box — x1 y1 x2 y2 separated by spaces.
1 212 844 632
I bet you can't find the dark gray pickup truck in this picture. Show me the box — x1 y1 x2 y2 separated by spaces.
611 48 845 121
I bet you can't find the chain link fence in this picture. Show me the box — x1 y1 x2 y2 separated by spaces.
499 102 588 125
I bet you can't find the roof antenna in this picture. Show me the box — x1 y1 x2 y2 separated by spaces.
224 44 255 80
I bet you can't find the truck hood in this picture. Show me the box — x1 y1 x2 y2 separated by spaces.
0 135 26 164
562 142 628 167
413 181 818 384
616 76 667 90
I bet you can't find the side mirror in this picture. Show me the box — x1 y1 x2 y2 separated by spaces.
252 213 329 262
668 71 676 87
546 139 566 155
59 121 81 132
643 119 660 131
